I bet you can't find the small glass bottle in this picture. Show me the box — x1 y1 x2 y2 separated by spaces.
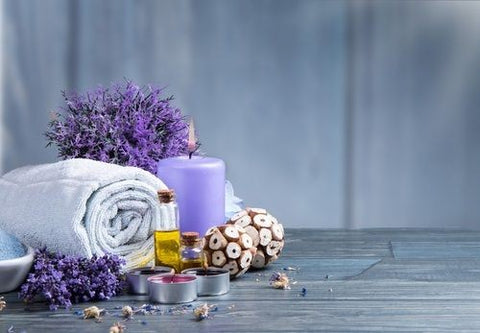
154 189 181 272
180 231 204 271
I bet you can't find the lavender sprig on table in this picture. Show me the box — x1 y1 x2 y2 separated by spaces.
45 81 189 174
19 249 125 310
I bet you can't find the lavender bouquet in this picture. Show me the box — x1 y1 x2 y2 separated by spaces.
45 81 189 174
19 249 125 310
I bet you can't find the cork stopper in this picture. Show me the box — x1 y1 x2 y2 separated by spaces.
157 189 175 203
181 231 200 245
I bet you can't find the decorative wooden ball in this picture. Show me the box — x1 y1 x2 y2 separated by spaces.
227 207 284 269
203 224 256 278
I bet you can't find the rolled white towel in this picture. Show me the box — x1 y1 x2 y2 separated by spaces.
0 158 175 270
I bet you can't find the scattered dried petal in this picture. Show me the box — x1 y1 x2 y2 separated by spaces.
134 304 161 315
170 304 193 315
193 303 216 321
0 296 6 311
83 306 104 320
121 306 133 319
109 322 125 333
269 272 291 290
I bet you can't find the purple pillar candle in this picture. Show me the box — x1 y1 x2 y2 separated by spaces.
156 156 225 236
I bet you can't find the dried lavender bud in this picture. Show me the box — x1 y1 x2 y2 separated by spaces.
109 322 125 333
300 287 307 297
193 303 217 321
121 305 133 319
45 81 189 174
83 306 104 320
269 272 291 290
19 249 125 310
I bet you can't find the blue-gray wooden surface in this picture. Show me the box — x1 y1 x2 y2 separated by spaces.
3 1 480 229
3 229 480 332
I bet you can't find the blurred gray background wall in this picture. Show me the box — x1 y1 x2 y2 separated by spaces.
2 0 480 229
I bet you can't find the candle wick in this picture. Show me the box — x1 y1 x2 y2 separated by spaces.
187 118 196 159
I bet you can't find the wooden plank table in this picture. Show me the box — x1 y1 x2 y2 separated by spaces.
2 228 480 332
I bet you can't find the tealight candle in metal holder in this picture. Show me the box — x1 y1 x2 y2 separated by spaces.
181 267 230 296
147 274 197 304
126 266 174 295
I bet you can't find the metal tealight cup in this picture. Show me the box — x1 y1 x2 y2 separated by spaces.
181 267 230 296
147 274 197 304
126 266 175 295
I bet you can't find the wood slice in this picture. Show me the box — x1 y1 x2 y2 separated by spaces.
247 207 267 216
252 249 266 269
226 242 242 259
230 210 247 221
235 266 249 278
219 225 240 241
211 250 227 266
238 233 253 249
271 223 284 241
266 254 278 265
253 214 273 228
244 226 260 247
266 240 282 256
259 228 273 247
205 227 217 236
238 250 253 269
208 229 228 250
269 214 279 225
223 259 239 275
233 224 246 234
233 215 252 228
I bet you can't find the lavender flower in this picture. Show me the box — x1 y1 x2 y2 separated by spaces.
19 249 125 310
269 272 291 290
300 287 307 297
45 81 189 174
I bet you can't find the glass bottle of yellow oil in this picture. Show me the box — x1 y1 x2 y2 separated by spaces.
154 189 181 272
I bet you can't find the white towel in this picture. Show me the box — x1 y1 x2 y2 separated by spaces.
0 158 175 270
